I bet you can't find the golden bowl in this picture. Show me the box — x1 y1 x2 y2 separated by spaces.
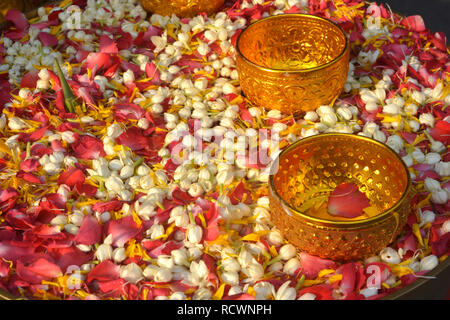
140 0 225 17
268 133 413 261
235 14 349 114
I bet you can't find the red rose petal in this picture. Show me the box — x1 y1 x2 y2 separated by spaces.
86 260 120 283
38 32 58 47
16 257 63 284
327 183 370 218
72 135 106 160
57 166 85 187
73 215 102 246
5 9 29 30
104 216 143 247
99 35 118 54
299 252 337 279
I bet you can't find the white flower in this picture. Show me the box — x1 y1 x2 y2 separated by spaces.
8 117 29 130
95 243 113 262
143 264 159 279
123 69 135 85
112 247 126 263
380 247 401 264
283 258 301 275
386 134 404 151
120 263 143 284
337 107 353 121
193 288 211 300
424 178 442 193
105 176 124 194
431 189 448 204
170 292 186 300
171 249 189 266
222 256 241 273
37 68 51 81
216 169 234 185
441 220 450 234
404 103 418 115
365 101 379 112
419 113 435 127
412 148 425 163
253 282 275 300
363 122 379 136
69 211 84 227
242 263 264 281
50 215 67 226
189 260 208 285
408 120 420 132
373 130 386 143
267 229 284 246
298 293 317 300
430 140 446 153
424 152 441 165
401 154 413 167
154 267 173 282
187 224 203 244
435 162 450 177
221 271 239 286
275 281 296 300
412 91 426 104
222 82 237 95
278 244 296 260
266 109 282 119
197 41 210 56
149 224 165 240
419 210 435 227
382 103 401 115
419 255 439 272
106 123 123 139
157 255 175 270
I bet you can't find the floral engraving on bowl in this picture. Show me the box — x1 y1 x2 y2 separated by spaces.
140 0 225 17
236 15 350 113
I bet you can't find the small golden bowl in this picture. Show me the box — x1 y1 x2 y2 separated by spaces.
269 134 413 261
236 14 349 114
140 0 225 17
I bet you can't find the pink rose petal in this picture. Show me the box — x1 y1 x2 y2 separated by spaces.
327 183 370 218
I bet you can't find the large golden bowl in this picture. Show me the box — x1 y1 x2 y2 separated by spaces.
236 14 350 114
140 0 225 17
269 134 413 261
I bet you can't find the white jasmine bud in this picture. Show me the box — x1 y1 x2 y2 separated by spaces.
120 263 143 284
112 247 126 263
431 189 448 204
187 224 203 244
279 244 296 260
419 255 439 271
435 162 450 177
380 247 401 264
424 152 441 165
275 281 296 300
424 178 442 193
95 243 113 262
298 293 317 300
419 113 435 127
283 258 301 275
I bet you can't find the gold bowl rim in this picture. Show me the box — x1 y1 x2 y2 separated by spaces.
269 133 413 228
235 13 349 73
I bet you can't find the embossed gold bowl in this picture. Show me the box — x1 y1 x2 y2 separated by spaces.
140 0 225 17
235 14 350 114
269 134 413 261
